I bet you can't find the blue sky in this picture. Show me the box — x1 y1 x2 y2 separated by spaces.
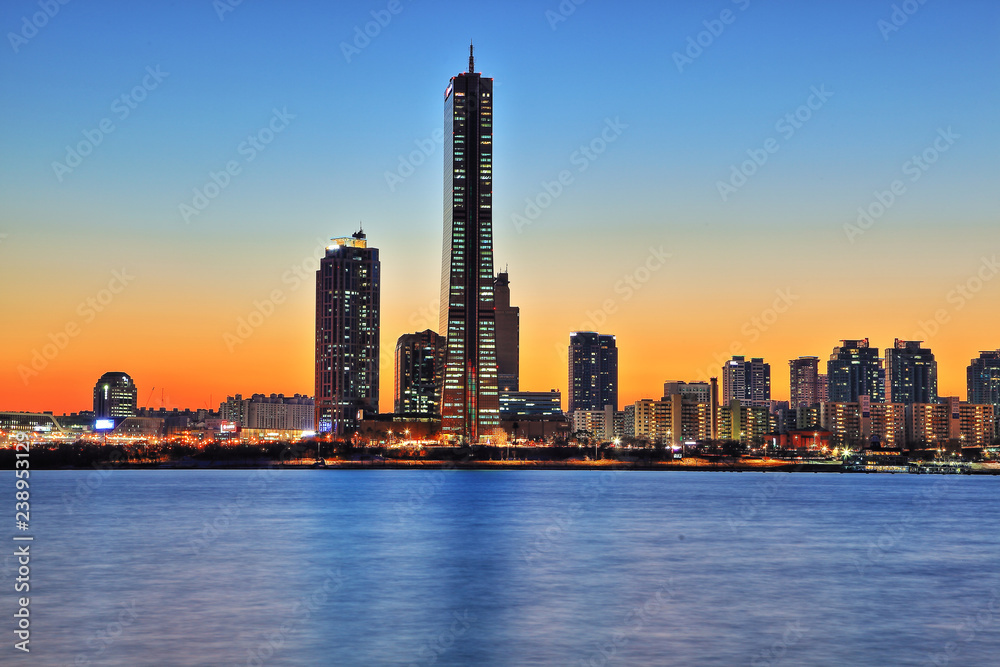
1 0 998 410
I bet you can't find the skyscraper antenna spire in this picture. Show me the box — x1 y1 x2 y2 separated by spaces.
469 41 474 73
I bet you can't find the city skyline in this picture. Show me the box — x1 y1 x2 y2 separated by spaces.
3 1 999 415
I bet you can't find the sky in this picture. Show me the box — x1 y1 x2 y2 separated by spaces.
1 0 998 414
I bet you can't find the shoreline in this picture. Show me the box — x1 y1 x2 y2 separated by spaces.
20 459 1000 474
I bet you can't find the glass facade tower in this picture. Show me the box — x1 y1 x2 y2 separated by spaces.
439 45 500 443
315 230 380 435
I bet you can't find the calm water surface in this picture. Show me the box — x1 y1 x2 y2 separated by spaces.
3 469 1000 666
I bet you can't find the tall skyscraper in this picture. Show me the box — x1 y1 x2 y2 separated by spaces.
494 271 519 391
439 45 500 443
789 356 821 408
968 350 1000 406
721 356 771 408
315 230 380 435
93 372 137 419
568 332 618 412
394 330 445 418
827 339 883 403
884 339 938 405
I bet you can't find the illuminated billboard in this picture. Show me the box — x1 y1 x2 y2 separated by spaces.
94 419 115 430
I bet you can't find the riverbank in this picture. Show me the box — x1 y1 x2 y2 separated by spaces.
29 458 1000 474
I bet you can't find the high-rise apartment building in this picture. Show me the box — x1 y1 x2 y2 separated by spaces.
827 339 883 403
968 350 1000 440
93 372 137 419
568 332 619 412
789 356 821 408
439 45 500 443
494 271 519 391
885 339 937 405
721 356 770 408
968 350 1000 406
394 330 445 418
315 230 380 435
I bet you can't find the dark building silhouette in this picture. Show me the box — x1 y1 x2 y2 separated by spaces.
315 230 380 435
494 271 519 391
884 339 937 405
93 372 137 419
394 330 445 418
439 45 500 443
568 332 618 412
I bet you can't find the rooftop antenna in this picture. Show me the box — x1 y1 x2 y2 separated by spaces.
469 41 474 73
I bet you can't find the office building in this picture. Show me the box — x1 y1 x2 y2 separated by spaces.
884 339 937 405
439 45 501 443
93 372 137 419
721 356 771 408
500 390 562 419
569 332 619 412
315 230 380 435
494 271 519 391
827 339 883 403
394 330 445 418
